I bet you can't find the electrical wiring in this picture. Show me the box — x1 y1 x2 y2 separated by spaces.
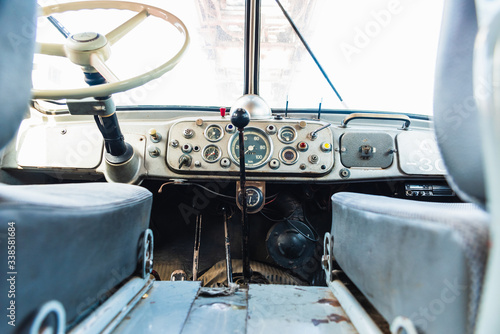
158 181 235 200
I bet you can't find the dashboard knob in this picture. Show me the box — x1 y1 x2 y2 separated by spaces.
231 108 250 129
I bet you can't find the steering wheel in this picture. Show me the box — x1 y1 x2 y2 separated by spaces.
32 1 190 100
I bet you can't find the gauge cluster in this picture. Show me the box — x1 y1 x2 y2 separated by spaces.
165 117 334 176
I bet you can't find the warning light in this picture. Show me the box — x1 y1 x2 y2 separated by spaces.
297 141 308 152
320 142 332 152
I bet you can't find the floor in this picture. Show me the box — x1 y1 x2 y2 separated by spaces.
112 281 358 334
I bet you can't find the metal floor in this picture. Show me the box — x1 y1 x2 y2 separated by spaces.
112 281 358 334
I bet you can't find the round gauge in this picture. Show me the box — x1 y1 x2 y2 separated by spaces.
238 186 264 213
202 145 222 163
280 147 299 165
278 126 297 144
229 127 272 169
238 187 263 208
204 124 224 142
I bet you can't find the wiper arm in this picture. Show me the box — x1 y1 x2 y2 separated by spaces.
38 3 71 38
275 0 343 102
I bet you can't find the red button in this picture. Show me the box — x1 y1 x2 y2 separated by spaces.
220 107 226 117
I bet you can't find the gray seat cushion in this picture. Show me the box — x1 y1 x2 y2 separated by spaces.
331 192 489 334
0 182 152 333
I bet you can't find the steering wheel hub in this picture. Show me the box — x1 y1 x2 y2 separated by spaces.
65 32 110 67
72 32 100 43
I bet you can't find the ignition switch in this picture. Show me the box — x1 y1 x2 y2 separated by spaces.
360 145 374 159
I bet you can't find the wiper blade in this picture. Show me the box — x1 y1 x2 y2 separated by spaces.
38 3 71 38
275 0 343 102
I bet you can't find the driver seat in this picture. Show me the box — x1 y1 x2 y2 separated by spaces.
329 0 489 333
0 1 153 333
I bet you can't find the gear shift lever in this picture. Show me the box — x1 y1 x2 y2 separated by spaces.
231 108 251 283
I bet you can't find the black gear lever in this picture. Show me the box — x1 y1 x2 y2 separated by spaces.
231 108 252 283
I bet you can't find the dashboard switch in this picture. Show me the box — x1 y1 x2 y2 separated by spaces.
269 159 280 169
220 158 231 168
148 145 160 158
183 128 194 139
308 154 319 164
178 155 192 169
148 128 161 143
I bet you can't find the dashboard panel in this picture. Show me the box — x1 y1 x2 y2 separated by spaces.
6 110 447 183
165 118 335 176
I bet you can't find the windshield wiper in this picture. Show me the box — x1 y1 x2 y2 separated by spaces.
38 3 71 38
275 0 344 103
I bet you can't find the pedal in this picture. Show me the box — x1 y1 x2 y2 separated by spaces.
171 270 187 281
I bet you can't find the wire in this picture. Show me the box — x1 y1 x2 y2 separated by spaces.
260 208 295 222
286 219 318 242
157 181 235 200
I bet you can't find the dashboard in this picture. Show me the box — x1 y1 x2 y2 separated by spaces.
165 118 334 176
5 110 446 183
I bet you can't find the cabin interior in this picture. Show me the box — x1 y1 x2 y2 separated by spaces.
1 0 500 333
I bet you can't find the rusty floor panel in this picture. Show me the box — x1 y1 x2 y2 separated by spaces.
112 282 358 334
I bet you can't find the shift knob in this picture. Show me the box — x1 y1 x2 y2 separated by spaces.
231 108 250 129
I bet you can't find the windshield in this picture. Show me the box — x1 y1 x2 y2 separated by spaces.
34 0 444 115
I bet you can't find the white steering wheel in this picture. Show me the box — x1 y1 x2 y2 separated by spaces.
33 1 190 100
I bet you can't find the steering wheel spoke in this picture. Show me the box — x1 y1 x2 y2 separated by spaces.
90 53 120 83
37 42 66 57
106 9 149 46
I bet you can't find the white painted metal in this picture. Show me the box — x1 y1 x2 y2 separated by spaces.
111 281 201 334
247 284 358 333
327 279 384 334
472 2 500 332
70 277 153 334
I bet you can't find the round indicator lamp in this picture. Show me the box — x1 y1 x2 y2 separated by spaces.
321 142 332 152
297 141 308 152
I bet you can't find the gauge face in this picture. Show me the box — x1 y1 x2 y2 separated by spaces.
280 147 298 165
238 187 263 208
229 127 272 169
202 145 222 163
278 126 297 144
204 124 224 142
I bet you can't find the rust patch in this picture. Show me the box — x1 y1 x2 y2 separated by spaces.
317 298 341 307
312 319 329 326
327 314 350 323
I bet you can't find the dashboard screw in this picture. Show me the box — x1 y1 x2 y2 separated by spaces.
340 168 350 178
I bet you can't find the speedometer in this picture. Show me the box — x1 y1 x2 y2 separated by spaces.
228 127 272 169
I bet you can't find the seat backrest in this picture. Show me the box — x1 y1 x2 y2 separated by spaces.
0 0 37 149
434 0 485 205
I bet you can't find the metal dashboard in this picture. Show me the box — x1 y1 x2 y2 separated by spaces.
5 110 446 183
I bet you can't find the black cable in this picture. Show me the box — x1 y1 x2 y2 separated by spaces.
160 182 236 200
286 219 318 242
